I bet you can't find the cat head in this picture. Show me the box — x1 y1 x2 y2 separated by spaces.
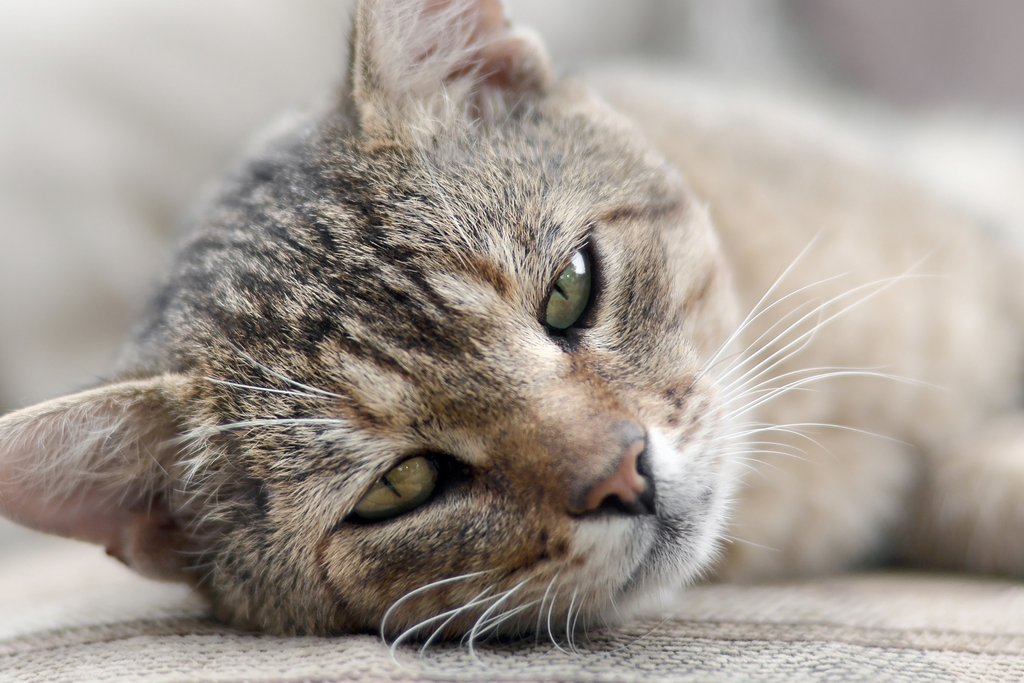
0 0 740 638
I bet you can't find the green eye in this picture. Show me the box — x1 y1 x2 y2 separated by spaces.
545 249 592 330
351 456 437 521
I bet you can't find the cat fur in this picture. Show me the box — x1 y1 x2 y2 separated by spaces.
2 0 1024 639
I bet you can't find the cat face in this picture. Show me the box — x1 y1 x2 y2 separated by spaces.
0 0 739 638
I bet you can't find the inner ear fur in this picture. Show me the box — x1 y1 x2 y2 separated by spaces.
0 374 196 581
350 0 554 140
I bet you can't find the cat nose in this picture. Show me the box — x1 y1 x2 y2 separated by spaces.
579 424 656 516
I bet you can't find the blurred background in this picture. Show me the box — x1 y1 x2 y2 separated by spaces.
1 0 1023 417
2 0 1024 564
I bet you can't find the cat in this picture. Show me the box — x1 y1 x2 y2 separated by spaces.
2 0 1024 642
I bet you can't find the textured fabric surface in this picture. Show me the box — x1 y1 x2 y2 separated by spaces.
3 526 1024 682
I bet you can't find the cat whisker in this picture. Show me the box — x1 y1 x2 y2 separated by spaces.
726 426 825 458
751 421 911 447
715 267 869 370
723 385 817 410
700 271 913 432
700 233 824 376
727 449 811 471
727 338 824 400
719 458 770 478
564 586 581 655
571 588 591 653
726 443 808 460
737 420 906 440
203 376 326 401
723 370 922 423
466 578 531 661
545 577 568 653
534 570 562 645
470 598 540 644
696 292 824 392
722 434 809 451
221 337 343 399
716 275 915 396
723 264 939 407
721 364 876 406
611 618 674 658
721 425 845 475
710 282 833 384
722 422 832 449
169 418 346 443
382 569 493 647
719 261 935 404
411 585 500 653
722 422 911 479
719 533 780 553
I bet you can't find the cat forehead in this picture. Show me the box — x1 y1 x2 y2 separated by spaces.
310 91 686 275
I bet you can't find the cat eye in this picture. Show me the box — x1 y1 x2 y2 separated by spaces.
545 249 592 330
351 456 438 521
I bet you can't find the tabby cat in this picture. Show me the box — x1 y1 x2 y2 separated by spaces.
2 0 1024 641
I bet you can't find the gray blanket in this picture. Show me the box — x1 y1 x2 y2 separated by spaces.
3 523 1023 683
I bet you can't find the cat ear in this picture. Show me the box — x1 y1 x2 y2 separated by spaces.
350 0 554 138
0 374 195 581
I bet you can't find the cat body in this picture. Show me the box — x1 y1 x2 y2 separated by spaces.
2 0 1024 639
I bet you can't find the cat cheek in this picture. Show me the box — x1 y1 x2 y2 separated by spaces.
315 495 577 633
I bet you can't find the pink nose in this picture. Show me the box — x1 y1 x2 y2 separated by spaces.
582 438 648 512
